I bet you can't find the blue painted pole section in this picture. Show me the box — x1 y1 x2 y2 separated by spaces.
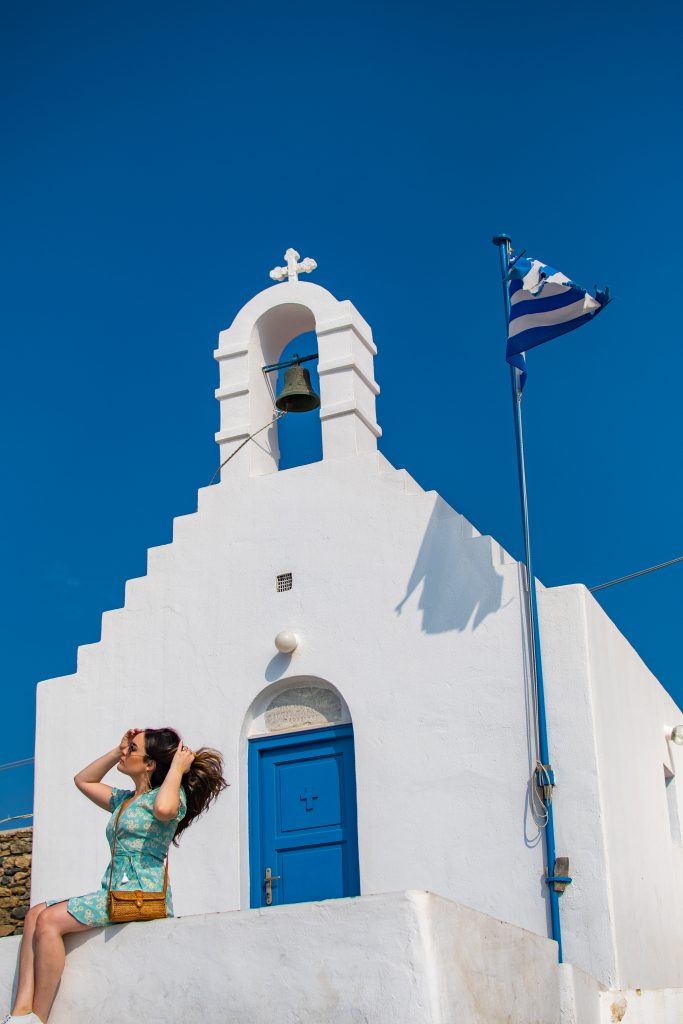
493 235 564 962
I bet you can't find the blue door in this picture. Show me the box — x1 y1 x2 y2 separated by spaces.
248 724 360 908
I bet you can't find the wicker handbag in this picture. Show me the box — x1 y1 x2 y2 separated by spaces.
107 797 169 923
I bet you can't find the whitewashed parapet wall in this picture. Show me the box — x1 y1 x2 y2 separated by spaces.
0 891 571 1024
4 893 683 1022
214 281 381 476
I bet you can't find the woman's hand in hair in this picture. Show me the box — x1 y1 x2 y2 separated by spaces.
171 743 196 776
153 741 194 821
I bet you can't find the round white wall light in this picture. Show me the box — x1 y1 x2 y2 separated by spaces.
669 725 683 745
274 631 299 654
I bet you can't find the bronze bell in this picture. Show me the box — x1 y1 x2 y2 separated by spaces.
275 364 321 413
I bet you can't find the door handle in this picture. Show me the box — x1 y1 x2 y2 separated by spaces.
264 866 281 906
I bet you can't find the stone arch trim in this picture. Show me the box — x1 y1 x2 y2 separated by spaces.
244 676 352 739
214 281 381 478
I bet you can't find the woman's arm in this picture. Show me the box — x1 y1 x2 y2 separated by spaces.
74 730 134 810
153 744 195 821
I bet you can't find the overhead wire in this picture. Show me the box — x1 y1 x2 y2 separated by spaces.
0 758 34 773
0 813 33 826
589 555 683 593
0 759 35 829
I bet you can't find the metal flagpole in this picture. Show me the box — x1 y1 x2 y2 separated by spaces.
492 234 568 962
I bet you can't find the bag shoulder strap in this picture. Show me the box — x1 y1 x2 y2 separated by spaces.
107 797 130 898
107 795 170 898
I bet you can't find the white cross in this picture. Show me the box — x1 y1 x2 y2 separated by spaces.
269 248 317 283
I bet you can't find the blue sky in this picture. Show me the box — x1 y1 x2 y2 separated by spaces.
2 1 682 826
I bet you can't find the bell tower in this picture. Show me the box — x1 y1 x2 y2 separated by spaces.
213 249 382 479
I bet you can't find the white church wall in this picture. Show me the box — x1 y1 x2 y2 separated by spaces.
32 452 549 948
27 274 683 1000
598 988 683 1024
32 458 683 993
539 586 618 987
558 963 605 1024
582 590 683 989
540 583 683 990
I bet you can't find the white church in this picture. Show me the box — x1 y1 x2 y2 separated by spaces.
2 251 683 1022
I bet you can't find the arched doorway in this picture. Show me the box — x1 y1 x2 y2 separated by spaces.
247 683 360 909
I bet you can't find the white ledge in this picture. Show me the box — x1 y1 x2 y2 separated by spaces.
215 427 251 444
215 383 250 400
315 315 378 356
0 892 563 1024
320 402 382 438
214 343 250 361
317 357 380 396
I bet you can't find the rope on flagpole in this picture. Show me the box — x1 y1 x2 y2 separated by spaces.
493 234 568 963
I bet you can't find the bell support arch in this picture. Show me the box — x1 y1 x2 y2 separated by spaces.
214 281 381 478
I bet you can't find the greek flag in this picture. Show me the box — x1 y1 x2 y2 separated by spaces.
507 255 609 387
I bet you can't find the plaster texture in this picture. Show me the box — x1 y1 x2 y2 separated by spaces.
598 988 683 1023
559 963 604 1024
29 278 683 995
0 891 560 1024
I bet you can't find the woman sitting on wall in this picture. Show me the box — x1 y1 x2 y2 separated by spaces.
4 727 228 1024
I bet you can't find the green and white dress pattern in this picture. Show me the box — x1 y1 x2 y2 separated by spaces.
46 786 186 927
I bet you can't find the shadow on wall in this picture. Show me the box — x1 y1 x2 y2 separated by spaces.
395 501 504 633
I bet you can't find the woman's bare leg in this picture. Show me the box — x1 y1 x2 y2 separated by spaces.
31 901 94 1022
11 902 47 1015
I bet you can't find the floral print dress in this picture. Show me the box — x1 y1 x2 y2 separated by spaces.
46 785 187 927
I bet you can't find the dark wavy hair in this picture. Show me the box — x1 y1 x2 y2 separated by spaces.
143 727 228 843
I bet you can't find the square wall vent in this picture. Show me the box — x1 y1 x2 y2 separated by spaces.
276 572 293 593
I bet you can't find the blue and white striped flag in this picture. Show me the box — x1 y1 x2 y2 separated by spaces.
507 255 609 387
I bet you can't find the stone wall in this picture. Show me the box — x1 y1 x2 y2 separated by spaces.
0 827 32 937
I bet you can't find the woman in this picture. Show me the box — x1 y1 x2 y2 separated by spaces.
4 727 227 1024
